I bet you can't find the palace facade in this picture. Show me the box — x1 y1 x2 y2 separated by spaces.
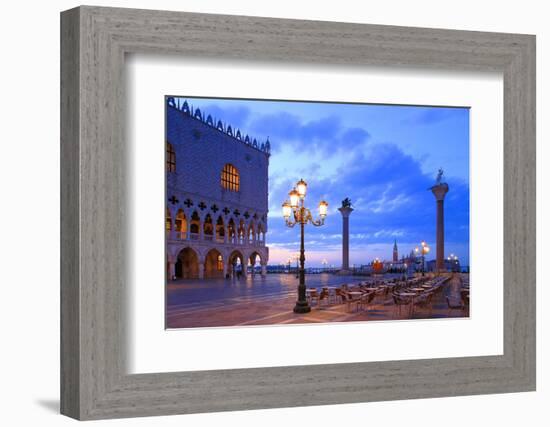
165 98 270 280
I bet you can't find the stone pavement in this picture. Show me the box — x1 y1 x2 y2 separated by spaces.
166 273 468 329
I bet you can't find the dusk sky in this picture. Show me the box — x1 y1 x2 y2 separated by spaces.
176 96 470 268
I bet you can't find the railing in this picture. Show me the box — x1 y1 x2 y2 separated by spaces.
167 230 266 246
167 230 187 240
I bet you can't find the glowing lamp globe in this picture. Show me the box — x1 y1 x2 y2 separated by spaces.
289 188 300 208
296 179 307 198
318 200 328 217
282 201 291 219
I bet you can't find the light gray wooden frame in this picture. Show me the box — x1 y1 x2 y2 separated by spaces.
60 5 536 420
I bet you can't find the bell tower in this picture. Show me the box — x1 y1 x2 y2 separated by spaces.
393 239 398 263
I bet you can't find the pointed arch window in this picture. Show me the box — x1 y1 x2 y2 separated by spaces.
221 163 240 192
166 142 176 172
166 208 172 231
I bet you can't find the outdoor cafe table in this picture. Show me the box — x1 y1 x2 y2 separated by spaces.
395 292 416 315
398 292 417 299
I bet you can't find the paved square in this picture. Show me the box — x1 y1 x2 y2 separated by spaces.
166 273 468 329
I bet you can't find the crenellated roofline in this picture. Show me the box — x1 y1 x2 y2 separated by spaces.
167 97 271 156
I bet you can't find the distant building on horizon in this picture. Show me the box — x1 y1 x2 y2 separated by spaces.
426 258 461 273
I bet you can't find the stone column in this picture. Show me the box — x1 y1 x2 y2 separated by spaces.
168 261 176 281
250 258 256 276
198 262 205 279
198 218 204 241
337 206 354 273
168 215 175 240
431 183 449 272
261 262 267 278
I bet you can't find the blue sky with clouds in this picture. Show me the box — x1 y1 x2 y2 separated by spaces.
176 97 470 267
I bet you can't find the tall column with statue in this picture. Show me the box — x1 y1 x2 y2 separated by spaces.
430 168 449 272
338 198 354 274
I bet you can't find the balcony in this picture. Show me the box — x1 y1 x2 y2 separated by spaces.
167 230 266 247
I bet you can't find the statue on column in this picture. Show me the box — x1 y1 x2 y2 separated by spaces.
435 167 445 185
337 197 354 275
430 168 449 272
341 198 352 208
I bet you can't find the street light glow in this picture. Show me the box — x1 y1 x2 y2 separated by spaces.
282 201 291 219
296 178 307 198
289 188 300 208
318 200 328 217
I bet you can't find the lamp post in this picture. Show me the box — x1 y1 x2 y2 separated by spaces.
414 241 430 276
282 179 328 314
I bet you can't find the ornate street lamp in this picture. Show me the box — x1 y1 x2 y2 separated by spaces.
415 241 430 276
282 179 328 313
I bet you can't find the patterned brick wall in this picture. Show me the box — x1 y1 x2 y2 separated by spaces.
166 104 269 214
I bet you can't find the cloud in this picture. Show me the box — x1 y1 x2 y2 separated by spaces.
177 98 470 266
267 141 469 266
248 112 340 142
248 112 370 156
341 127 371 144
402 107 468 126
366 188 411 214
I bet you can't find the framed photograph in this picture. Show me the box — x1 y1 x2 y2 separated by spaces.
61 6 535 420
163 96 470 330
